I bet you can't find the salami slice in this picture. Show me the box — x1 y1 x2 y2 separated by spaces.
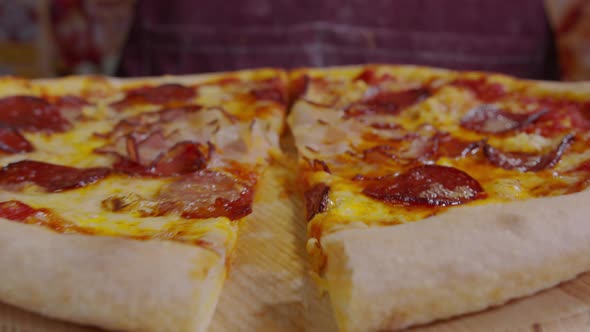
345 88 430 117
0 96 70 132
0 128 34 153
0 160 111 192
111 83 196 109
461 104 548 134
363 165 484 206
156 170 254 220
483 134 574 172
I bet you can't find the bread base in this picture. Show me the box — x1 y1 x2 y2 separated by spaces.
322 190 590 332
0 220 226 332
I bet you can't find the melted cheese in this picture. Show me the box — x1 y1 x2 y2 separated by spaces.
291 66 590 243
0 69 287 256
491 132 556 153
0 175 237 254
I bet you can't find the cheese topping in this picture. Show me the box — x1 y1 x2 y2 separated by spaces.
289 65 590 247
0 69 287 256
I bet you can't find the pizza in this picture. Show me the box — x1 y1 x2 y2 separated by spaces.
1 64 590 332
0 69 286 332
287 65 590 331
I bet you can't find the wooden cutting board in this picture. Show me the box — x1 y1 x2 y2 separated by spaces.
2 151 590 332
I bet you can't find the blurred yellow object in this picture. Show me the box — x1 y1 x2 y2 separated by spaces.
0 0 135 78
0 0 54 77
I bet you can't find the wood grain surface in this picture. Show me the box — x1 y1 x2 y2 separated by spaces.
2 144 590 331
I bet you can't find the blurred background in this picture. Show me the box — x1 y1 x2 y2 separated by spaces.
0 0 588 80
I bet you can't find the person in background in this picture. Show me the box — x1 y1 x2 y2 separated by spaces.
2 0 588 81
118 0 560 80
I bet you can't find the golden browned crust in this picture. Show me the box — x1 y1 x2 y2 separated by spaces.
0 219 226 332
322 189 590 332
0 68 290 331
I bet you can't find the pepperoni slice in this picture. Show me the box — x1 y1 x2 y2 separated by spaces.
345 88 430 117
0 200 41 221
251 78 286 104
304 183 330 221
483 134 574 172
353 68 395 85
460 104 548 134
452 78 507 102
0 128 34 153
156 170 254 220
363 165 484 206
519 97 590 136
0 96 70 132
0 160 111 192
111 83 196 109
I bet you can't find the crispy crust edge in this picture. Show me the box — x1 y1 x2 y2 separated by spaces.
0 219 226 332
321 189 590 332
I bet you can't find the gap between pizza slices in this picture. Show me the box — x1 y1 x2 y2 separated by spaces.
0 69 287 332
287 65 590 332
0 65 590 332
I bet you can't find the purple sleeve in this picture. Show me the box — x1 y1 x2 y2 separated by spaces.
118 0 558 80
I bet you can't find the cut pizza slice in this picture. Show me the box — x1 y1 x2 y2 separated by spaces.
287 65 590 332
0 69 286 332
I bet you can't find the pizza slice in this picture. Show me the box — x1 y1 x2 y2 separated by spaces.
287 65 590 331
0 69 286 332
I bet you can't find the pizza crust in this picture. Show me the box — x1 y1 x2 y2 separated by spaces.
0 219 226 332
322 189 590 332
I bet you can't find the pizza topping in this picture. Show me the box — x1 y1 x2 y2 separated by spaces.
0 200 92 234
483 133 574 172
433 133 483 158
0 160 111 192
452 77 507 102
289 75 309 105
304 183 330 221
362 165 484 206
299 77 343 108
361 128 439 164
113 141 211 176
0 200 43 221
96 106 226 173
307 159 331 173
97 106 203 141
0 128 34 153
460 104 548 134
52 96 88 122
111 83 196 109
156 170 254 220
369 122 400 130
0 96 70 132
362 138 432 164
345 88 430 117
251 77 286 104
520 97 590 135
152 141 209 175
354 68 395 85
